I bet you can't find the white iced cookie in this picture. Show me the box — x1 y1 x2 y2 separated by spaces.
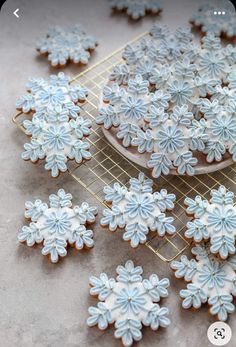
18 189 97 263
101 172 176 247
87 260 170 347
190 3 236 39
36 24 98 67
109 0 162 20
171 244 236 321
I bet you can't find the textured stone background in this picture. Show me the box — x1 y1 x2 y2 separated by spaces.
0 0 235 346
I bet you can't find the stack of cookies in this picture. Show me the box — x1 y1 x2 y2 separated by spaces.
171 185 236 321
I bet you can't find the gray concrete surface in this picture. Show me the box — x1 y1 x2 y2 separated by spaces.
0 0 235 346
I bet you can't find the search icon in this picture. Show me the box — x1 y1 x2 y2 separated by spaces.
208 322 232 346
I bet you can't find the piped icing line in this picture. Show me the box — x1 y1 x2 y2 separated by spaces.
87 259 170 347
190 3 236 39
184 185 236 259
108 0 162 20
18 189 97 263
171 243 236 321
100 172 176 247
16 72 92 177
36 24 98 67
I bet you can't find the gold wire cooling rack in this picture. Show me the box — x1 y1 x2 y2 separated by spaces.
13 32 236 262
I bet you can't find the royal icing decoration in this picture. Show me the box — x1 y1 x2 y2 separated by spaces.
16 73 92 177
190 3 236 38
109 0 162 20
171 244 236 321
18 189 97 263
184 186 236 259
101 173 176 247
36 25 97 67
97 24 236 177
87 260 170 346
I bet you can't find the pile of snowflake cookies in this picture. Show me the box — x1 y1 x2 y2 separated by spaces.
18 189 97 263
108 0 162 20
97 23 236 178
87 260 170 346
101 172 176 247
16 72 92 177
171 185 236 321
184 185 236 259
36 24 98 67
190 3 236 39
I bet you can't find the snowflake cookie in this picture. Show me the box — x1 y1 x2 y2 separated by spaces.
109 0 162 20
36 24 98 67
184 185 236 259
171 244 236 321
190 3 236 39
16 72 92 177
100 173 176 247
87 260 170 346
18 189 97 263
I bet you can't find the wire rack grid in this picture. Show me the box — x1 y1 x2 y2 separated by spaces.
13 32 236 263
